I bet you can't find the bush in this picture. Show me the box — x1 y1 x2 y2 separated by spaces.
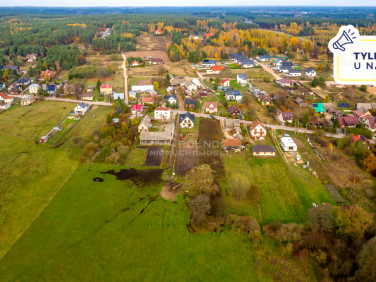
187 194 211 228
83 142 99 157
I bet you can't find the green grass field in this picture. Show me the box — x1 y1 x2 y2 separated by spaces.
224 155 336 224
0 164 315 281
0 102 111 259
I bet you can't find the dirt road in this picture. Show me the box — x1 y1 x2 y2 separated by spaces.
256 61 282 80
122 53 129 105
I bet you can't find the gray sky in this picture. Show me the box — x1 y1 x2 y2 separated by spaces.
1 0 376 7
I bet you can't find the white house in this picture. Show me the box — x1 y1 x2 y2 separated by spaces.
29 84 40 94
305 68 317 77
138 115 152 133
0 93 13 104
225 90 242 102
185 81 198 91
154 107 171 120
280 136 297 152
179 112 195 128
204 102 218 114
192 79 201 87
74 102 89 116
288 68 301 77
249 120 266 140
237 74 248 86
132 85 154 92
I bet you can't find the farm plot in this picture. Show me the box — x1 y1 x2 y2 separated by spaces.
175 146 198 176
144 146 163 166
197 118 225 178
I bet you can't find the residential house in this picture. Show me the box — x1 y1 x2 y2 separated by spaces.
132 85 154 92
87 85 95 92
185 81 198 92
142 97 154 105
130 60 140 67
277 78 294 87
237 74 248 86
179 112 195 128
46 84 56 96
355 103 376 111
138 115 152 132
0 93 14 104
294 97 307 107
352 135 369 143
364 116 376 132
251 145 276 156
17 77 31 86
278 61 293 70
207 65 222 74
166 86 174 93
280 136 297 152
29 84 40 94
225 90 242 102
129 91 137 99
82 93 93 101
259 54 272 62
113 92 125 101
225 119 240 131
8 83 19 94
310 116 324 128
39 70 54 80
279 112 294 124
338 115 359 129
100 84 113 94
288 68 301 76
352 109 371 122
305 68 317 77
3 65 19 72
311 103 325 114
205 32 214 39
164 94 177 105
323 103 336 114
228 105 241 117
74 102 89 116
221 79 230 87
249 120 267 140
279 65 291 73
184 98 196 109
21 95 35 106
202 59 216 67
170 78 185 87
192 79 201 88
258 94 270 106
26 53 38 63
204 102 218 114
131 104 143 116
153 29 163 35
239 58 255 68
221 139 242 151
154 107 171 120
152 58 163 65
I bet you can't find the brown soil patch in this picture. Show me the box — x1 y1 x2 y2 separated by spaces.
160 181 183 201
135 35 170 51
175 146 198 176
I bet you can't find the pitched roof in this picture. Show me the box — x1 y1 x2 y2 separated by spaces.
282 111 294 120
132 104 143 111
228 105 240 114
142 97 154 103
312 103 325 113
100 84 112 89
222 139 242 147
77 102 89 109
249 120 266 131
221 79 229 84
179 112 195 123
204 101 218 109
211 65 222 71
225 89 241 96
82 93 93 98
0 93 12 99
155 107 170 111
237 74 247 80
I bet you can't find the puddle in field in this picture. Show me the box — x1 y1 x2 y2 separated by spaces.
101 168 164 187
93 177 104 182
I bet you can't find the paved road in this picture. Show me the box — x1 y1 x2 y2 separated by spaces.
122 53 129 105
44 97 113 106
171 110 345 138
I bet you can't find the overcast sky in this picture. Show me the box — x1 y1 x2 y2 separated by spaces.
1 0 376 7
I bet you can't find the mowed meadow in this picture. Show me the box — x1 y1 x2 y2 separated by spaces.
0 164 315 281
0 102 324 280
0 102 111 259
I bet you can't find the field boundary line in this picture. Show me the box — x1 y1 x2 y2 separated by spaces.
0 163 79 262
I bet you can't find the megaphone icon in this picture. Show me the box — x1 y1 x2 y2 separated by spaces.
332 30 356 52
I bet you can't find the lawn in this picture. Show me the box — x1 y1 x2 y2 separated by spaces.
124 147 147 166
224 155 336 225
0 164 314 281
0 102 111 259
